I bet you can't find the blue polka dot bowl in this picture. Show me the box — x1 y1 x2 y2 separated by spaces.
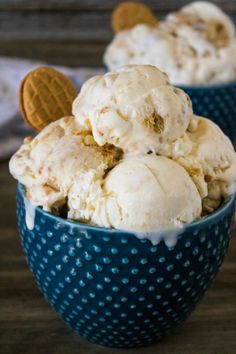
178 82 236 146
16 183 236 348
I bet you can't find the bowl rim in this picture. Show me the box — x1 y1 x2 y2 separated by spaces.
178 81 236 90
17 183 236 236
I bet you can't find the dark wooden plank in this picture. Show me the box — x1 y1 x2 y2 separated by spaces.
0 0 235 12
0 11 235 41
0 12 112 41
1 161 236 354
0 40 106 67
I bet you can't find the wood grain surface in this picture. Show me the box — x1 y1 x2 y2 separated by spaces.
0 161 236 354
0 0 235 66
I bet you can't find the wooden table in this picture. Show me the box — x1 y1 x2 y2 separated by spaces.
0 161 236 354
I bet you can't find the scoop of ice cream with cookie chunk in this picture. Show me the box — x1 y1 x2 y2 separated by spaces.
72 65 192 153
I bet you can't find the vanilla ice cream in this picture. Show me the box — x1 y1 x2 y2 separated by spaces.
104 1 236 85
73 65 192 153
163 116 236 212
90 155 202 231
10 65 236 233
9 116 122 213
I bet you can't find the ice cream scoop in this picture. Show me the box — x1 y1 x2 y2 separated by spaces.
9 116 122 213
72 65 192 153
163 116 236 212
90 155 202 231
177 1 235 48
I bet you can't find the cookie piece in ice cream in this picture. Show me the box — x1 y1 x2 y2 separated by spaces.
9 116 122 213
73 65 193 154
167 116 236 212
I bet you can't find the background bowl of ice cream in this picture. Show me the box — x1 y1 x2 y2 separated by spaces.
17 183 235 348
178 82 236 146
104 2 236 145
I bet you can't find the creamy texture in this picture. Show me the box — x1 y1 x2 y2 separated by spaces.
104 1 236 85
90 155 202 231
24 195 36 230
73 65 192 153
134 228 184 247
10 116 122 213
162 116 236 212
10 65 236 233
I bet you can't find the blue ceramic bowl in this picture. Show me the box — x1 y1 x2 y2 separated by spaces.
178 82 236 146
16 183 235 348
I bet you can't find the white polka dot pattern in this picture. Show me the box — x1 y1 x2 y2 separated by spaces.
16 184 236 348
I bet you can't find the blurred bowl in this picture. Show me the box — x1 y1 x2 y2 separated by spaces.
178 81 236 146
16 183 235 348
